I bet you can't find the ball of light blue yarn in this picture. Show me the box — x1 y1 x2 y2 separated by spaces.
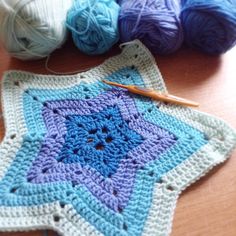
0 0 72 60
66 0 120 55
181 0 236 54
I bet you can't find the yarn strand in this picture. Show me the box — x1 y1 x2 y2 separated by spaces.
66 0 94 36
132 0 148 34
44 54 96 75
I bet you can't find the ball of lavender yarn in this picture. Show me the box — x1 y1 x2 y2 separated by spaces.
118 0 184 55
181 0 236 55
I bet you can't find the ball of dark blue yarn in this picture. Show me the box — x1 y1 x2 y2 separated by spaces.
66 0 120 55
118 0 184 55
181 0 236 54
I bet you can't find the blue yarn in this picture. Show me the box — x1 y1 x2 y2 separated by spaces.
181 0 236 54
118 0 184 55
66 0 120 55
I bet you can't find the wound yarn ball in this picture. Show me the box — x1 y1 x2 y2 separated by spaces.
66 0 120 55
181 0 236 55
118 0 184 55
0 0 72 60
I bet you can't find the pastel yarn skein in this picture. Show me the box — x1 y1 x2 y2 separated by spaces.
0 0 72 60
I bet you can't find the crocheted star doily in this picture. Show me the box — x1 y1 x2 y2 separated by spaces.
0 40 235 236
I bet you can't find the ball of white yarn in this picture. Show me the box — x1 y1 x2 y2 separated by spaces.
0 0 72 60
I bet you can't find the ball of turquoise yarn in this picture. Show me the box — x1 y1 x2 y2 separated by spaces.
66 0 120 55
0 0 72 60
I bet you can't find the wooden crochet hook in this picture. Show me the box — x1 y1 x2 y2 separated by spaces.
102 80 199 107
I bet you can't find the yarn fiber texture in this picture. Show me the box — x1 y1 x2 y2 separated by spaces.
0 0 72 60
181 0 236 54
66 0 120 55
0 40 236 236
118 0 184 55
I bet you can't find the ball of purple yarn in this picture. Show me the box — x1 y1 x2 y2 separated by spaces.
118 0 184 55
181 0 236 54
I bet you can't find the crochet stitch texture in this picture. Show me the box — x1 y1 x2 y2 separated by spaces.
0 40 236 236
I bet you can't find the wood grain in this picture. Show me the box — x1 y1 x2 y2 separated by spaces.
0 40 235 236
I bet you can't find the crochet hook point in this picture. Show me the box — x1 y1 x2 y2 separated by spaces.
102 80 128 89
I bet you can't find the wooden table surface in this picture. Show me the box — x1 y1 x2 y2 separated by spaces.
0 41 236 236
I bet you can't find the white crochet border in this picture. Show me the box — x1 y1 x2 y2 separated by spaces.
0 40 236 236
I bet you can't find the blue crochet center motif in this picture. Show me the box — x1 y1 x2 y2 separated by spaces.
57 106 144 177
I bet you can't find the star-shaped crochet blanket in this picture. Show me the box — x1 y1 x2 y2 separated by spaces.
0 41 235 236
